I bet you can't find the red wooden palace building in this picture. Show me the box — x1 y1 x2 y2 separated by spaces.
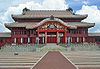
1 7 100 46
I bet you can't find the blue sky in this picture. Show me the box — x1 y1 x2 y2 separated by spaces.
0 0 100 32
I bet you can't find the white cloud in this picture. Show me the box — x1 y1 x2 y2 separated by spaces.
76 5 100 32
42 0 67 10
0 23 10 32
0 0 68 32
76 5 100 23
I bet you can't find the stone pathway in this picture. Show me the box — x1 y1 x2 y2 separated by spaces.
32 51 78 69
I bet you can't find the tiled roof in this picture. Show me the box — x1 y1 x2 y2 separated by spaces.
67 22 95 28
5 22 38 29
12 10 87 19
5 22 95 29
88 33 100 36
0 32 11 37
5 18 95 29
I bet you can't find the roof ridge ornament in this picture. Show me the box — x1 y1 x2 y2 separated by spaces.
22 7 30 15
67 7 75 15
68 7 73 12
50 15 54 20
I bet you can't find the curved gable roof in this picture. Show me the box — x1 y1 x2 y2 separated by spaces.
35 17 77 29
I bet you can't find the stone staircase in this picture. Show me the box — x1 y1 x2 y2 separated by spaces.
40 43 67 52
0 52 45 69
0 44 35 52
63 51 100 69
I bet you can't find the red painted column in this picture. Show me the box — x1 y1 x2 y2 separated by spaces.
18 38 21 44
16 38 18 44
64 31 67 44
32 37 34 43
79 37 80 43
38 31 39 44
24 38 28 44
57 32 58 44
45 32 47 44
72 37 75 43
31 37 34 44
72 37 77 43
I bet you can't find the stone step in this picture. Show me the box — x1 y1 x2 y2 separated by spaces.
74 62 100 65
0 58 39 61
0 66 31 69
0 61 36 63
77 65 100 67
69 59 100 62
0 63 34 66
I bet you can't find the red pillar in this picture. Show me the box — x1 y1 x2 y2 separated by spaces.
38 31 39 44
37 31 39 37
18 38 21 44
32 37 35 43
64 31 67 44
56 32 58 44
79 37 80 43
45 32 47 44
24 38 28 44
72 37 74 43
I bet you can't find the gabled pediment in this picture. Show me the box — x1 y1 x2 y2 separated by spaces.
37 17 77 29
38 21 65 29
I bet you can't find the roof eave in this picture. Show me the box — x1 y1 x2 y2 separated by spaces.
12 15 88 20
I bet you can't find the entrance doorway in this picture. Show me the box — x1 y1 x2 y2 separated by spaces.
47 32 57 43
47 37 57 43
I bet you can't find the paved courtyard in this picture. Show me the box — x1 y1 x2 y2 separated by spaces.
0 43 100 69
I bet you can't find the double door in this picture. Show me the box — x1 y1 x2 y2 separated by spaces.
47 37 57 43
